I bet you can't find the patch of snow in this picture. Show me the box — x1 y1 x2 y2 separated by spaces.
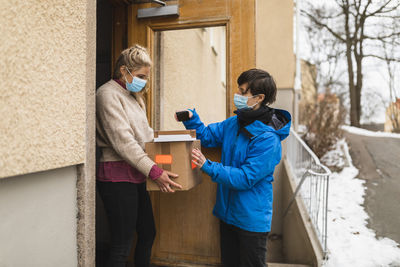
321 139 347 169
297 124 308 135
323 141 400 266
342 125 400 138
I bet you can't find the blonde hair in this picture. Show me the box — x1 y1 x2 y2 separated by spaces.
113 44 152 79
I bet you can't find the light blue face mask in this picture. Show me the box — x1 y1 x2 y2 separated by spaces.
125 69 147 93
234 93 258 110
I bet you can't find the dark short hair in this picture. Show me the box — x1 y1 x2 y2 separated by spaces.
237 68 277 106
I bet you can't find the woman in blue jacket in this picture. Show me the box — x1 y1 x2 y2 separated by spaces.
178 69 291 267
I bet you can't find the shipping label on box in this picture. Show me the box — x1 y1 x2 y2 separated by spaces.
145 130 202 191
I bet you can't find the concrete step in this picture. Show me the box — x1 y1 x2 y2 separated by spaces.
151 263 311 267
268 263 311 267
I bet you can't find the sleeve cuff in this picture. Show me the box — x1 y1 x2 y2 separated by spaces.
149 164 163 180
182 108 197 128
201 159 213 176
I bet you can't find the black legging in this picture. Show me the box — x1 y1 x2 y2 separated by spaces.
97 181 156 267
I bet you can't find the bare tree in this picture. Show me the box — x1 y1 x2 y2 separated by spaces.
304 14 346 95
303 0 400 126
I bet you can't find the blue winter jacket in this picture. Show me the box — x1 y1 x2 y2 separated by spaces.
183 108 291 232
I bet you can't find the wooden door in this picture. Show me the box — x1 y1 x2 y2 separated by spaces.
125 1 255 265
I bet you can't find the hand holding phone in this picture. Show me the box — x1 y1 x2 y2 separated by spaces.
175 110 190 121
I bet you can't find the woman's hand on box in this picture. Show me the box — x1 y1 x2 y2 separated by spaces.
192 148 206 168
155 170 182 193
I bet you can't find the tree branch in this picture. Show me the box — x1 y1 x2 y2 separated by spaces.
367 0 400 17
364 54 400 62
303 10 347 42
301 7 343 20
355 0 362 12
361 0 373 16
363 31 400 40
374 14 400 19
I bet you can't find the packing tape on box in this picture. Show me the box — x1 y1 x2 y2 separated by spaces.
161 143 171 171
155 154 173 165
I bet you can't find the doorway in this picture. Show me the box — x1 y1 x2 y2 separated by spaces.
95 0 114 266
95 0 256 265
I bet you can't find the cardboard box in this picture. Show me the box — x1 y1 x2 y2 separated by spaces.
145 130 202 191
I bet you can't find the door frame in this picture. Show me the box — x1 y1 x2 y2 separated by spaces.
126 0 256 126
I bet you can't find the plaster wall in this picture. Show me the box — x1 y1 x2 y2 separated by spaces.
271 88 294 116
0 0 89 178
76 0 96 265
281 159 324 266
0 166 78 267
265 88 294 262
255 0 295 89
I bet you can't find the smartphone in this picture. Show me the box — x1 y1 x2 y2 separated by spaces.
176 110 190 121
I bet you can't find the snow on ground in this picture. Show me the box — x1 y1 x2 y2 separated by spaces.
342 125 400 138
323 140 400 267
320 139 348 169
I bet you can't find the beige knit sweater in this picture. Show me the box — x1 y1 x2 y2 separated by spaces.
96 79 155 176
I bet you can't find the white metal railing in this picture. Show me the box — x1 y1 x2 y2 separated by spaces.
284 128 331 257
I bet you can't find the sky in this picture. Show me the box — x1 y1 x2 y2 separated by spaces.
320 127 400 266
298 0 400 124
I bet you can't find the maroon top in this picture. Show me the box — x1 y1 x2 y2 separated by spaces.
114 78 126 89
97 161 163 183
96 79 163 184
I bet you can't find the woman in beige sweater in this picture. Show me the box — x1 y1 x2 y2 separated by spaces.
96 45 181 267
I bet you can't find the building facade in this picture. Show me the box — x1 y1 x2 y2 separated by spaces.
385 98 400 133
0 0 322 266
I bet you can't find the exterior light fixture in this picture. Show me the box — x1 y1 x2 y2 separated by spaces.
136 0 179 19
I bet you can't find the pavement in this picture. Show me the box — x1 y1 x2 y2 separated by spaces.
343 130 400 246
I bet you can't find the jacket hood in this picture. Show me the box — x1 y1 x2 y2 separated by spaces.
243 109 291 141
